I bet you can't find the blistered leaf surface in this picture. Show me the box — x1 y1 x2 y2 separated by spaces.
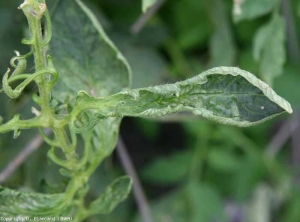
79 67 292 127
88 176 132 215
0 186 67 216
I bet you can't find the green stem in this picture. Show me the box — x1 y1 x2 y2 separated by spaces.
22 6 52 117
0 116 45 134
17 2 115 220
21 2 90 215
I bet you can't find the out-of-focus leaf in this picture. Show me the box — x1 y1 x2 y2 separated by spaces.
0 2 26 71
233 157 266 200
135 182 227 222
238 48 259 75
88 176 132 215
210 26 235 67
77 67 292 127
281 189 300 222
209 0 236 67
273 175 292 206
0 9 13 38
233 0 276 23
235 18 263 45
51 0 131 101
186 182 228 222
169 0 213 50
142 0 157 13
273 64 300 110
136 118 160 140
135 188 188 222
183 119 213 138
245 185 273 222
207 148 241 173
253 15 286 85
0 186 67 217
134 25 169 47
142 150 191 184
111 33 168 89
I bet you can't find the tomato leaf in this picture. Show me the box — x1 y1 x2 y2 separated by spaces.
75 67 292 127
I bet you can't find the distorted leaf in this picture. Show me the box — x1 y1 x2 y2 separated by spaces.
142 150 191 184
76 67 292 127
233 0 276 22
253 15 286 85
0 186 68 217
88 176 132 215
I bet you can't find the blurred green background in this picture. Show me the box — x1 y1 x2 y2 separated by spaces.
1 0 300 221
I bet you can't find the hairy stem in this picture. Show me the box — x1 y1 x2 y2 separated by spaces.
20 1 88 213
22 5 52 117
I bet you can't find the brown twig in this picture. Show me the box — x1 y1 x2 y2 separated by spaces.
0 128 51 184
131 0 166 34
116 136 153 222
